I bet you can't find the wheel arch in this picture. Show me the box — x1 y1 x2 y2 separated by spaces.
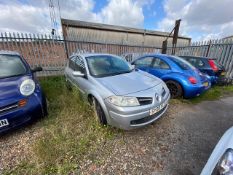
87 91 110 122
162 75 187 97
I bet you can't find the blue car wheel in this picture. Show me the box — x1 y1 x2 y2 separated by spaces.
165 80 183 98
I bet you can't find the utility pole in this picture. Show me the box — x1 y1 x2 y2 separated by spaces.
48 0 58 36
161 19 181 55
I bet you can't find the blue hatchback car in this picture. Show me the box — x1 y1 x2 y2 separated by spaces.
0 51 47 133
179 56 225 84
132 54 211 98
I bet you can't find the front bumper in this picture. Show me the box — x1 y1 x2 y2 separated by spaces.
105 94 170 130
0 94 43 134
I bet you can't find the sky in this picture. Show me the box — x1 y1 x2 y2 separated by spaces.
0 0 233 41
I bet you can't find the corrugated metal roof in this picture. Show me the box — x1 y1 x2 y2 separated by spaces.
61 18 191 40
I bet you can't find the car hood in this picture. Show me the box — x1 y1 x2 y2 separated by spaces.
0 76 31 107
96 70 161 95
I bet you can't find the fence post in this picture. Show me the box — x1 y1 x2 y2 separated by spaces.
206 40 212 57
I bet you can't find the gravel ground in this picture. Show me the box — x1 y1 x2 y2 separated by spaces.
1 96 233 174
0 122 42 172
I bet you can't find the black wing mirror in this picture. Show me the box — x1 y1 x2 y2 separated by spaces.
31 66 43 73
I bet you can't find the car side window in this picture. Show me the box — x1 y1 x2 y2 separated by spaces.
134 57 153 67
69 56 77 70
69 56 86 73
188 58 204 67
197 59 205 67
152 58 170 69
74 56 86 73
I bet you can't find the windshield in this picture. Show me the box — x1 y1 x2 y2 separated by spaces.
86 55 132 77
169 56 195 70
0 55 27 79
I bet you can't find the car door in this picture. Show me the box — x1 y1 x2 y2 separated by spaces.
148 57 171 78
65 55 77 84
66 56 89 94
132 56 154 72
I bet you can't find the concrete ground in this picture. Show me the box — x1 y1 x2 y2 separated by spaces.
1 96 233 174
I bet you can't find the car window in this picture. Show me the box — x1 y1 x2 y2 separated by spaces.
69 56 86 73
169 56 195 70
75 56 85 73
152 58 170 69
187 58 205 67
134 57 153 67
0 54 27 79
69 56 76 70
86 55 131 77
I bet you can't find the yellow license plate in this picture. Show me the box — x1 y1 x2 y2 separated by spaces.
203 82 209 87
149 102 166 116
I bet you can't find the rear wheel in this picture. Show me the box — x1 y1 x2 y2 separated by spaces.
93 98 107 125
166 80 183 98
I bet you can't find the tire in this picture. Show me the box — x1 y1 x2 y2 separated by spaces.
93 98 107 125
165 80 183 98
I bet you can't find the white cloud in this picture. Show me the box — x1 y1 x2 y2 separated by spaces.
0 0 150 34
100 0 144 27
0 1 50 33
157 0 233 41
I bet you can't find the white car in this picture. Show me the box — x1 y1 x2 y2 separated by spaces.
201 126 233 175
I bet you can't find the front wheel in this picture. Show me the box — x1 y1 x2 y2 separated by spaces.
93 98 107 125
165 80 183 98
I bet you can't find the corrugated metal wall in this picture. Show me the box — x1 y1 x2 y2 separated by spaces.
62 19 191 48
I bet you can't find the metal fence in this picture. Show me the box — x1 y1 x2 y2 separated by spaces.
1 32 233 78
0 33 66 76
0 32 161 76
167 39 233 77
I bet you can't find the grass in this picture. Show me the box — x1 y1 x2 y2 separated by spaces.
4 76 120 175
3 76 233 174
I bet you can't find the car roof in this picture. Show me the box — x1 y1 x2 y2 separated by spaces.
138 53 182 60
179 55 217 60
0 50 21 56
70 53 119 58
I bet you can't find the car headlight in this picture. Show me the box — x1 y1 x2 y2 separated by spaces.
216 149 233 175
20 79 35 96
107 96 140 107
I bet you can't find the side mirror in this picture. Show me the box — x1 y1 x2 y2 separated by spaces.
72 71 85 77
31 66 43 73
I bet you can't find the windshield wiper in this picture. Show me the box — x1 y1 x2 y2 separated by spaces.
109 69 134 76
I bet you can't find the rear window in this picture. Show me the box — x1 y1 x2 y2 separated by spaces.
169 56 195 70
0 55 27 79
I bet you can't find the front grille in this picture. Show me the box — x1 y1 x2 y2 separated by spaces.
137 97 153 106
130 105 167 125
0 102 18 115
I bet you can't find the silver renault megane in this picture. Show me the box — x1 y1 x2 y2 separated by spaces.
64 53 170 130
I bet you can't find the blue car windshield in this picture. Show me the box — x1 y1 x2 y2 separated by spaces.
0 55 27 79
86 55 132 77
169 56 195 70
